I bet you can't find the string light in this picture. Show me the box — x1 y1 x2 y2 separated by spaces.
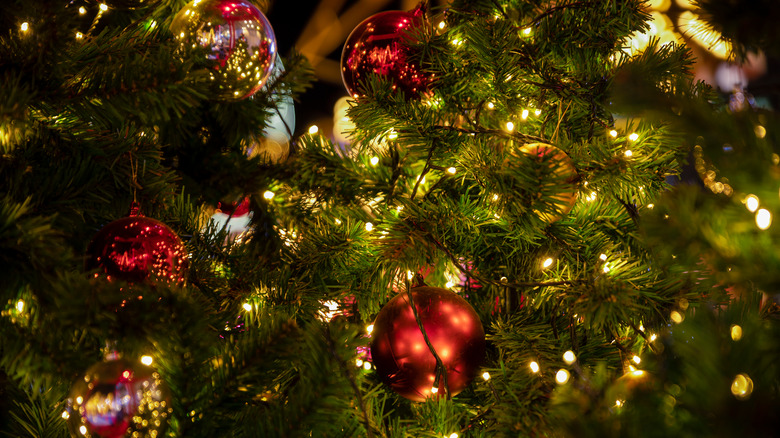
242 302 252 311
730 324 743 341
486 102 494 109
650 333 657 342
756 208 772 230
647 203 654 209
625 150 633 157
745 195 759 212
141 355 153 366
365 222 374 232
563 350 576 365
356 358 364 367
308 125 319 135
366 324 374 334
599 254 607 261
482 372 491 381
75 32 83 39
730 373 754 400
632 355 641 365
628 133 639 141
263 190 275 200
555 369 570 384
370 156 379 166
542 258 554 269
505 121 514 132
530 361 540 373
363 361 372 370
521 109 529 120
615 400 624 407
20 22 29 32
609 130 618 137
430 387 439 394
447 167 456 174
449 433 459 438
438 21 446 30
80 425 88 435
61 410 69 419
534 109 542 116
522 27 532 36
15 300 24 312
79 6 86 14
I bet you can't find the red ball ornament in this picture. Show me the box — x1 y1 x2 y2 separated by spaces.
341 3 431 99
370 284 486 402
67 358 172 438
171 0 276 100
85 206 188 286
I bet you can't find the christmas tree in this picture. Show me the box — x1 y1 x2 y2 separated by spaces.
2 0 779 437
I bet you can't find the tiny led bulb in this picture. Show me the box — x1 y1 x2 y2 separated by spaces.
609 130 618 137
62 410 70 419
366 324 374 334
625 150 633 157
556 369 570 384
563 350 576 365
363 361 372 370
356 358 364 367
242 302 252 312
482 372 491 381
521 109 529 120
530 361 540 373
447 167 456 174
263 190 275 200
745 195 759 212
599 254 607 261
20 22 29 32
79 6 86 14
80 425 88 435
628 132 639 141
430 386 439 394
449 433 459 438
731 324 743 341
756 208 772 230
308 125 319 135
542 258 554 268
365 222 374 232
370 156 379 166
487 102 494 109
99 3 108 11
141 355 153 366
15 300 24 312
632 355 641 364
505 121 514 132
522 27 532 35
438 21 446 29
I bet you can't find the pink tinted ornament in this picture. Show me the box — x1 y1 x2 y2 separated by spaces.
341 4 431 98
370 285 485 402
67 358 172 438
85 206 188 287
171 0 276 100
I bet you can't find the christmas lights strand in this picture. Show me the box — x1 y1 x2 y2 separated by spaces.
627 320 658 354
406 274 450 399
432 124 548 144
323 324 375 438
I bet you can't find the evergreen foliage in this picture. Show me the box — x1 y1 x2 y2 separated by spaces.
1 0 779 437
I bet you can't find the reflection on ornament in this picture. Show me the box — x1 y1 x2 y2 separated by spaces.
171 0 276 100
67 358 172 438
370 285 485 402
246 55 295 162
208 197 253 242
514 143 578 222
85 207 189 287
340 4 431 98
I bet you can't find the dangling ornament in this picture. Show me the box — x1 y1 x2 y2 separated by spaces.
67 358 172 438
246 55 296 163
340 3 431 99
85 204 189 286
207 196 253 241
515 143 578 222
370 282 485 402
171 0 277 100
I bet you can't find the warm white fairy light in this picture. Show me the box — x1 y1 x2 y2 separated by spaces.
647 203 654 209
366 324 374 334
61 410 69 420
745 195 759 212
308 125 319 135
365 222 374 232
757 209 772 230
603 265 610 273
387 130 398 140
20 22 29 32
492 194 499 201
363 361 372 370
632 355 641 365
650 333 657 341
15 300 24 312
482 371 491 381
487 102 495 109
449 433 459 438
263 190 275 200
731 324 743 341
534 109 542 116
242 302 252 312
80 425 88 435
356 358 364 367
563 351 576 365
522 27 532 36
141 355 153 366
505 121 514 132
447 167 457 175
369 156 379 166
625 150 633 157
599 254 608 261
556 369 570 384
334 218 342 225
78 6 86 14
628 132 639 141
542 258 554 268
431 386 439 394
521 109 529 120
530 361 540 373
609 130 618 137
438 21 446 30
75 32 83 39
615 399 624 407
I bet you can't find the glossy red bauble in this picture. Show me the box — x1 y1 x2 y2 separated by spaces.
85 211 188 287
67 358 172 438
341 5 430 98
370 286 485 402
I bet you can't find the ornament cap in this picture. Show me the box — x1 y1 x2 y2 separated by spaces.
412 272 427 288
128 201 142 217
